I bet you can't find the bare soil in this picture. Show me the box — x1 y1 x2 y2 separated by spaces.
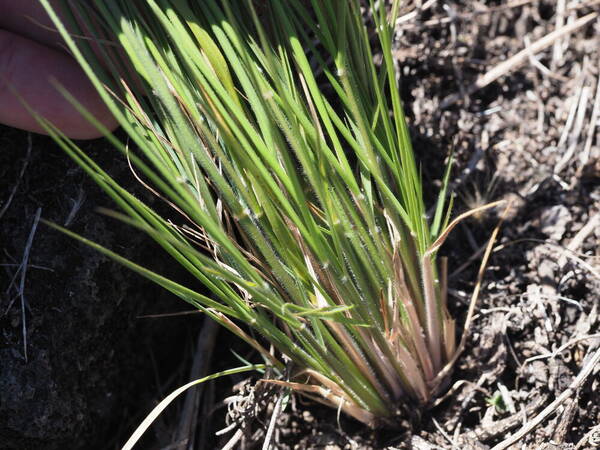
1 1 599 449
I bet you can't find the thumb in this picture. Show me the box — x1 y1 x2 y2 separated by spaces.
0 29 117 140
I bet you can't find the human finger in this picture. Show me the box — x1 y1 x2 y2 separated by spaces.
0 0 64 50
0 29 118 139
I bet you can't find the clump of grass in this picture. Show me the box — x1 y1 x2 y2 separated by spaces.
41 0 460 427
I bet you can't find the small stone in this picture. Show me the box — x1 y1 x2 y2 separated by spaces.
540 205 572 241
528 360 548 384
302 410 314 423
537 259 555 280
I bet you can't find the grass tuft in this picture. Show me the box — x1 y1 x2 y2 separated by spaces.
41 0 459 426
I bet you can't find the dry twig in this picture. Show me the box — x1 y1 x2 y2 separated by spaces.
441 13 598 108
558 212 600 268
491 346 600 450
17 208 42 362
579 69 600 170
173 318 219 450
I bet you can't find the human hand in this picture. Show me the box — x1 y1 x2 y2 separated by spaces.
0 0 118 139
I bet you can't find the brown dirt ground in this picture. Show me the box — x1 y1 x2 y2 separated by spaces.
1 1 599 449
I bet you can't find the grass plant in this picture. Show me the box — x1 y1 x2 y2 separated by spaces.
40 0 461 427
